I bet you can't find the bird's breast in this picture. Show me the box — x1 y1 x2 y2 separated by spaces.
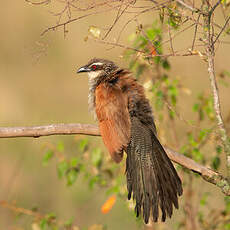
88 77 98 120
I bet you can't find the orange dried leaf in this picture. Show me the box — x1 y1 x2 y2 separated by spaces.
147 43 158 56
101 195 116 214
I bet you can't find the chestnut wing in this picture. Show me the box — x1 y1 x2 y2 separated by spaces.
95 83 131 163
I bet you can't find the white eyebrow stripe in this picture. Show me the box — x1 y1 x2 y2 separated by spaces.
89 62 103 67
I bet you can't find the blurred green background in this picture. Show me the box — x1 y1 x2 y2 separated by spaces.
1 1 230 230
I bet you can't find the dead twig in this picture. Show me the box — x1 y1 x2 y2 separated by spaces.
213 16 230 45
25 0 50 5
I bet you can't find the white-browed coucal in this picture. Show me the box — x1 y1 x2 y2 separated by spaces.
77 58 182 223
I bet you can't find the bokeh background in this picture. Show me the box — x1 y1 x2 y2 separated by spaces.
1 1 230 230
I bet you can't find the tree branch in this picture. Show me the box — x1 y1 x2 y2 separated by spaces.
0 123 230 195
0 123 100 138
203 1 230 179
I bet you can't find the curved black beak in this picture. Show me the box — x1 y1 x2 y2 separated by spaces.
77 66 91 73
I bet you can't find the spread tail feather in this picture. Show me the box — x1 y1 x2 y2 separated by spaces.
126 117 182 223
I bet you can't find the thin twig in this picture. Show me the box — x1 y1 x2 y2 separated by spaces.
41 5 120 36
0 200 42 219
25 0 50 5
209 0 222 21
168 20 174 54
92 38 198 57
213 16 230 45
175 0 197 12
191 14 201 50
103 2 129 40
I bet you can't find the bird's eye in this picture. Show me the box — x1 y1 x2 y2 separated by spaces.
91 65 97 70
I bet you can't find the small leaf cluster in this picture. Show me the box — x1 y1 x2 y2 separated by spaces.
42 138 126 196
193 93 215 121
124 21 170 79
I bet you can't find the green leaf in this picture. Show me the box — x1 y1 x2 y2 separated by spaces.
192 148 203 162
212 156 221 170
223 70 230 78
188 134 198 147
57 160 69 179
123 49 135 60
79 138 89 152
136 64 145 78
156 90 163 98
129 59 137 70
40 218 48 230
89 175 99 189
106 185 120 195
198 211 204 223
162 59 170 70
193 103 199 112
168 85 178 96
70 157 79 167
146 28 161 40
46 212 56 220
200 192 209 206
198 129 207 141
67 169 78 186
42 150 54 166
64 217 74 227
146 29 155 40
155 90 164 110
199 110 204 121
169 110 175 119
224 196 230 213
91 148 102 168
171 95 177 106
153 55 161 64
225 223 230 230
57 141 64 152
216 145 222 154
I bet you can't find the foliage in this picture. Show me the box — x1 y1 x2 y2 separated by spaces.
124 19 230 229
2 1 230 230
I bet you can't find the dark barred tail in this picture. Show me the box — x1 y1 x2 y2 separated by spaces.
126 117 183 224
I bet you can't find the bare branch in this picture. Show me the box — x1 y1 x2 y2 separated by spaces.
0 123 230 195
0 200 42 219
102 2 129 40
0 123 100 138
206 45 230 178
209 0 222 19
41 5 119 36
191 14 201 50
203 1 230 179
92 38 199 58
25 0 50 5
175 0 197 12
165 148 230 196
213 16 230 45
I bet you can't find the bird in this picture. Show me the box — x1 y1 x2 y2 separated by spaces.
77 58 183 223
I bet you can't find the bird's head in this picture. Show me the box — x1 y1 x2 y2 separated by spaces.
77 58 118 80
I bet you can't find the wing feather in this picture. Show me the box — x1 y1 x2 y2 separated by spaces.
95 83 130 163
126 117 182 223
